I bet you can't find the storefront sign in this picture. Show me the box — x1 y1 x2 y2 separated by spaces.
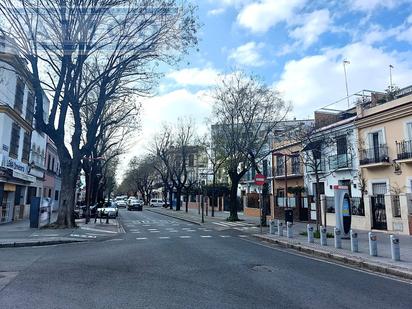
12 170 36 183
6 157 27 173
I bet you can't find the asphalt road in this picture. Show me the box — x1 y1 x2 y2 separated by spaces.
0 209 411 309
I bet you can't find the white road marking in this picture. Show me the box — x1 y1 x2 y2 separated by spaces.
79 226 118 234
220 235 231 238
159 236 170 239
179 236 191 239
201 235 212 238
136 237 147 240
238 235 248 238
132 232 140 234
149 230 160 233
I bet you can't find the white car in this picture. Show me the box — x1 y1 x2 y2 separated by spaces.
150 199 164 207
116 199 127 208
97 201 118 218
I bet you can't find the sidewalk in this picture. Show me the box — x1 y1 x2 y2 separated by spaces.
146 207 412 280
146 206 264 228
0 214 123 248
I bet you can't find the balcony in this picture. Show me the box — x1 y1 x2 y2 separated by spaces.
274 163 303 179
305 158 326 174
359 145 390 167
328 153 352 170
396 140 412 162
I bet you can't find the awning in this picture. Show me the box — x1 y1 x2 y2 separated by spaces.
302 140 322 152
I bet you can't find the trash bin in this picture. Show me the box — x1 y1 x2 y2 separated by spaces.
284 209 293 224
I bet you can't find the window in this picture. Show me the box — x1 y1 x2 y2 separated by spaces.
47 154 51 170
407 122 412 140
48 189 52 198
22 131 31 163
9 122 20 158
188 154 194 167
26 187 37 204
55 190 59 201
291 156 300 174
25 92 35 125
14 77 25 114
336 135 347 155
52 157 55 172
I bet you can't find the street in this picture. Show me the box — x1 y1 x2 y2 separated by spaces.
0 209 411 309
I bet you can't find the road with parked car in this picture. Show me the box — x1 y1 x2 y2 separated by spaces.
1 208 411 309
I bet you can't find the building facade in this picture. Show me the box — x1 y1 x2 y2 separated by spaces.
0 33 50 223
355 89 412 234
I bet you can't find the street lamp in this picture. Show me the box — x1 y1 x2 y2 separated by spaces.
343 59 350 108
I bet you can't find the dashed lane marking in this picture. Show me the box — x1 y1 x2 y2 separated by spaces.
136 237 147 240
200 235 212 238
159 236 170 239
179 236 191 239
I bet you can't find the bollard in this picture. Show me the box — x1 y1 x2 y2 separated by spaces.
307 224 314 243
277 220 283 236
334 227 342 249
368 232 378 256
286 221 293 238
350 230 358 253
269 220 276 234
390 235 400 261
320 226 327 246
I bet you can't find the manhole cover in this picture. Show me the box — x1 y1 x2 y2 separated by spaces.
251 265 277 272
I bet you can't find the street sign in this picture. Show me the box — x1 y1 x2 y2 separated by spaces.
255 173 266 186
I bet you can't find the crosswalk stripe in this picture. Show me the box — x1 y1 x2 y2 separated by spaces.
136 237 147 240
200 235 212 238
179 236 191 238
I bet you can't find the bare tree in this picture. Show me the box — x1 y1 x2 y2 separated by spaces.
0 0 198 227
211 72 289 221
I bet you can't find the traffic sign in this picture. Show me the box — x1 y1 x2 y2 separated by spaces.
255 173 266 186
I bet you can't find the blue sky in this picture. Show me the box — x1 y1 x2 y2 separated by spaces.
120 0 412 170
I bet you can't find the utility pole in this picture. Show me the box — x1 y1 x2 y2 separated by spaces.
343 60 350 108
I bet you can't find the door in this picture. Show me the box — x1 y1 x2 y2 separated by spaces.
1 191 10 223
298 196 309 221
371 183 387 230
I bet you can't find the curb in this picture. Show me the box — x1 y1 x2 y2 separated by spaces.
0 239 86 248
252 234 412 281
145 209 202 225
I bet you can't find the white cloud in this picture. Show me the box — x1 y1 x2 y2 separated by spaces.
237 0 306 33
289 9 331 48
166 67 220 87
117 88 213 178
208 8 226 16
275 43 412 117
228 41 266 67
351 0 405 11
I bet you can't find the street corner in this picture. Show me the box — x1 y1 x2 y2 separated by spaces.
74 218 124 240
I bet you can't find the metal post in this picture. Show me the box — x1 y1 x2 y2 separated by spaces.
390 235 400 261
201 194 204 223
334 227 342 249
85 156 92 224
259 192 263 234
307 224 314 243
277 219 283 236
350 230 358 253
286 221 293 238
368 232 378 256
320 226 327 246
284 154 288 209
269 220 276 234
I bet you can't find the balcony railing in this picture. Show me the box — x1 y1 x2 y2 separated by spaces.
275 163 302 177
328 153 352 170
305 158 326 173
359 145 389 165
396 140 412 160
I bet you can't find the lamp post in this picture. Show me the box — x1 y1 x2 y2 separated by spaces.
389 64 394 92
343 59 350 108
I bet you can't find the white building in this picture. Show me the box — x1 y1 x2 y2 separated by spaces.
0 33 49 223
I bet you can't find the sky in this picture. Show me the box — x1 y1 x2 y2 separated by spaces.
118 0 412 178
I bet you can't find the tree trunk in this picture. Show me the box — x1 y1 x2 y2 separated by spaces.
315 172 321 232
175 187 182 211
169 187 173 210
185 193 189 213
228 176 240 221
56 163 78 228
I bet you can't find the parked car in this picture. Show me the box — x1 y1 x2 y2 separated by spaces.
127 198 143 211
97 201 118 218
115 197 127 208
150 198 164 207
